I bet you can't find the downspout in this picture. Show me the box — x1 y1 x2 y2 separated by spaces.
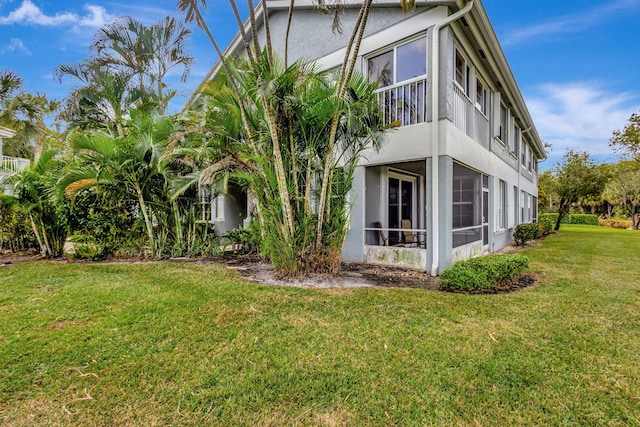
430 0 474 276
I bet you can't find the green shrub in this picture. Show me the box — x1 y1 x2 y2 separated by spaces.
440 254 530 292
538 217 553 235
222 220 262 254
514 223 542 246
599 217 631 229
569 214 599 225
539 213 558 224
538 213 599 225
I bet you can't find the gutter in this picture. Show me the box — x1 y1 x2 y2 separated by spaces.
430 0 474 276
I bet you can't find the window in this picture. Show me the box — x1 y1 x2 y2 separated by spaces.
476 80 488 116
498 104 508 145
512 124 520 156
452 163 482 248
520 190 526 223
497 180 507 230
367 36 426 89
521 139 526 166
528 146 533 172
532 196 538 223
454 50 470 95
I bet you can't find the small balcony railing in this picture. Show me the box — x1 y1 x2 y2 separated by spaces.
1 156 30 171
452 83 490 147
376 77 428 127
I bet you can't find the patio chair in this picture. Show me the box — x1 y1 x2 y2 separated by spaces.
401 219 418 247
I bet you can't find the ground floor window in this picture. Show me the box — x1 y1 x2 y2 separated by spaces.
452 162 483 248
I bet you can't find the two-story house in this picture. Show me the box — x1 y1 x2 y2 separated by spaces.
193 0 546 274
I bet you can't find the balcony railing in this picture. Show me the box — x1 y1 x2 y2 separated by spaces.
452 83 490 148
1 156 30 171
376 77 428 127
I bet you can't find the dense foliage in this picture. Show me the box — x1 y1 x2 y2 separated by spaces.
439 254 530 292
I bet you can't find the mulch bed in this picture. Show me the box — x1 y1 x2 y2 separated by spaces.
1 251 537 293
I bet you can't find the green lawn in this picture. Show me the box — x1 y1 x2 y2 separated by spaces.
1 225 639 426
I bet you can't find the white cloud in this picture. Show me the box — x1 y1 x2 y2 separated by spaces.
526 82 640 160
0 0 113 28
0 37 30 54
504 0 640 45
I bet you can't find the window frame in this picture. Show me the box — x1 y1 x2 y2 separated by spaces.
366 34 427 90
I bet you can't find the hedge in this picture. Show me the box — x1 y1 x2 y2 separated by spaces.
538 213 599 225
439 254 530 292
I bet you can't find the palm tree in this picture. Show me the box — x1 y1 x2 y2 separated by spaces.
0 69 58 160
177 0 393 274
12 150 68 257
58 112 175 256
55 61 149 137
91 16 194 115
184 51 384 274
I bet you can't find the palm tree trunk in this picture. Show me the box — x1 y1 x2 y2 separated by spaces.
229 0 255 63
262 98 294 238
315 0 373 246
28 212 45 256
284 0 295 66
262 0 273 66
135 183 156 256
248 0 261 55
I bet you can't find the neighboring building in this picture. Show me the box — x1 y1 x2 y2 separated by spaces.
193 0 546 274
0 126 29 195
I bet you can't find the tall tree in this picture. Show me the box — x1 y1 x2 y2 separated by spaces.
552 150 606 230
91 16 194 115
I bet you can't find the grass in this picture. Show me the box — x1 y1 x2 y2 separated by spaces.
1 224 639 426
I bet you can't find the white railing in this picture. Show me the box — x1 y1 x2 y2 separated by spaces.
474 108 490 147
452 83 490 147
1 156 30 171
376 78 428 127
452 83 473 136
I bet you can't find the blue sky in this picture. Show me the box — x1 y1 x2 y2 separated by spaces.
1 0 639 169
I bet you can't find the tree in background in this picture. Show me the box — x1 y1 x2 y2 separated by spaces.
611 111 640 161
0 70 59 160
91 16 193 115
603 161 640 229
552 150 606 231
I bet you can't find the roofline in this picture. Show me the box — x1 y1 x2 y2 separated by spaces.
0 126 16 139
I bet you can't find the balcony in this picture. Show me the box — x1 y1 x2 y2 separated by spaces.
1 156 30 172
451 83 490 148
375 78 428 127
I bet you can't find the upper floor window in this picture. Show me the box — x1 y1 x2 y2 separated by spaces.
498 104 508 144
511 124 520 156
454 50 470 96
476 80 488 116
367 36 426 89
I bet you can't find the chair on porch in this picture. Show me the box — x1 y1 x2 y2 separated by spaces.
374 221 406 247
401 219 418 247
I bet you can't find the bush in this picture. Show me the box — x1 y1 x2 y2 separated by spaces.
514 223 542 246
539 217 554 235
538 213 598 225
599 217 632 229
439 254 530 292
569 214 599 225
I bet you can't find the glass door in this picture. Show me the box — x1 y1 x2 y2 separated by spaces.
388 173 416 246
